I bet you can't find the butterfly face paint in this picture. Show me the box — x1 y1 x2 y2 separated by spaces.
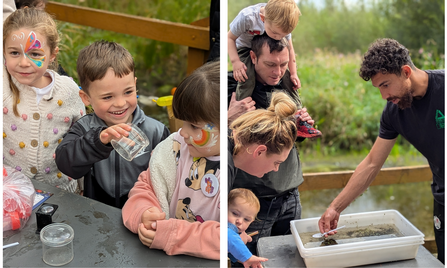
22 31 46 68
11 31 46 68
190 123 219 148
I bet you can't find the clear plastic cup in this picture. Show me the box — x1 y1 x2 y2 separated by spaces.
40 223 74 266
110 123 150 161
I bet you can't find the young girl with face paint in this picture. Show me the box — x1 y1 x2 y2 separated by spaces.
122 61 220 260
3 8 85 193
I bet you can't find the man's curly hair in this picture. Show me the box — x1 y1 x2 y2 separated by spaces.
359 38 415 81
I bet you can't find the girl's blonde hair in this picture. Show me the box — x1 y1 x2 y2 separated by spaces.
230 91 297 156
3 8 60 116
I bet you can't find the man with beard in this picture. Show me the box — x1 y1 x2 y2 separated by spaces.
319 38 445 264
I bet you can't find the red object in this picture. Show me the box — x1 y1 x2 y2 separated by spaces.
296 119 322 138
3 168 7 177
9 211 21 230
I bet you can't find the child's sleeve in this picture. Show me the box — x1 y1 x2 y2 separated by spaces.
122 167 163 233
229 10 250 37
122 134 176 232
228 227 252 262
55 123 113 179
151 219 220 260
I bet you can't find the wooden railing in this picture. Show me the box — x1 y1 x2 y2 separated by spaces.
45 1 210 75
300 165 432 191
302 164 437 254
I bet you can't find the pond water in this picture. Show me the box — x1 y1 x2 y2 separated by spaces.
300 153 434 239
300 224 404 248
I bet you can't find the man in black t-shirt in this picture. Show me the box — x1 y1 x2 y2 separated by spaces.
319 38 444 264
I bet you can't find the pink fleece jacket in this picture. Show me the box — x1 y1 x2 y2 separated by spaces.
122 133 220 260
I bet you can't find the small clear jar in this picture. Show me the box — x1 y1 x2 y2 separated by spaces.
40 223 74 266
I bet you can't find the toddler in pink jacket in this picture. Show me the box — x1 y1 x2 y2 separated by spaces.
122 61 220 260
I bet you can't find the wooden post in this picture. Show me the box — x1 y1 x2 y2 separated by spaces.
187 17 210 75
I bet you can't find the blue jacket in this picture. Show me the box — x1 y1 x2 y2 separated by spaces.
228 222 252 263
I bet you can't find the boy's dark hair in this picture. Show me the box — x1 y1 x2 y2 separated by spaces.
172 60 220 129
77 40 135 93
359 38 416 81
251 34 289 58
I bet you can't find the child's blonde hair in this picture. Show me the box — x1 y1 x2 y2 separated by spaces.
230 91 297 156
3 8 60 116
76 40 135 94
265 0 301 34
229 188 260 214
172 60 220 129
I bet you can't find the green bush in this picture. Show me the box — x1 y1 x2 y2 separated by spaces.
54 0 210 98
297 50 383 152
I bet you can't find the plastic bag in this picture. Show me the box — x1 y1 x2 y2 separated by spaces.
3 166 35 231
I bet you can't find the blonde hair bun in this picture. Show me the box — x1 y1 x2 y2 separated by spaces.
268 91 297 120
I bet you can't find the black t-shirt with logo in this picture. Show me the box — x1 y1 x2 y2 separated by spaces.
379 69 445 206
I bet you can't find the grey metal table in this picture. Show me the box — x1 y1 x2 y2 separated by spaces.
257 234 443 268
3 180 219 267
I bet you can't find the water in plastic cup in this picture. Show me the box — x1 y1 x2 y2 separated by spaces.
111 124 149 161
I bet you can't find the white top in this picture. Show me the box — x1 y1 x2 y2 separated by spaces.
32 71 55 104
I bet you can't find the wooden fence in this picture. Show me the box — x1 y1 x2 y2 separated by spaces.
46 1 210 75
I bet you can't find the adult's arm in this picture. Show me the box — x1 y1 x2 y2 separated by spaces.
55 123 113 178
318 137 396 233
228 92 256 124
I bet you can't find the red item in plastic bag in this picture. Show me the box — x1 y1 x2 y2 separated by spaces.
3 166 36 232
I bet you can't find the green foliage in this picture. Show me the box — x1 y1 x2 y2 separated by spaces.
53 0 210 97
292 0 388 55
297 50 384 152
379 0 445 58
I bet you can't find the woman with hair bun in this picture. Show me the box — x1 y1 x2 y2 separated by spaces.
228 91 297 185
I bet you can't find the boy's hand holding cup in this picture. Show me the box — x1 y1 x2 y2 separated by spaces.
100 123 133 145
103 123 150 161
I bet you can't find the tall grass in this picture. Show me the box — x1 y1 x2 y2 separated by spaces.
297 50 383 152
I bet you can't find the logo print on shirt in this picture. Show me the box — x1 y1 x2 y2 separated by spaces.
248 30 261 36
435 110 444 129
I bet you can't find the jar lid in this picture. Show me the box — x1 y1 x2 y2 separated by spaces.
40 223 74 247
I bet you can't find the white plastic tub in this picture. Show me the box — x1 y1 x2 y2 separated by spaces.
290 210 424 267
